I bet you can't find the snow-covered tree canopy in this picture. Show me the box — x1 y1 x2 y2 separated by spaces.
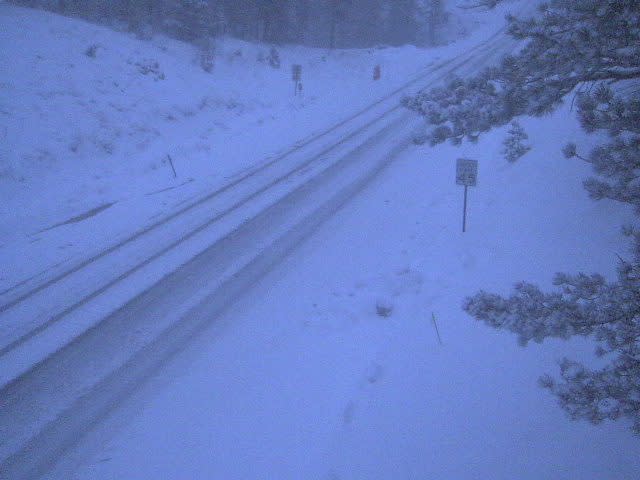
406 0 640 435
405 0 640 148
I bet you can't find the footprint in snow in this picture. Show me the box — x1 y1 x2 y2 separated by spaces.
462 252 477 269
341 363 384 427
364 362 384 385
342 401 356 426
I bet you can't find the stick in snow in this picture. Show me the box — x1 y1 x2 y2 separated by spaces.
431 312 443 346
167 154 177 178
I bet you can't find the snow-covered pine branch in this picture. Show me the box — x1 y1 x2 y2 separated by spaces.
502 120 531 162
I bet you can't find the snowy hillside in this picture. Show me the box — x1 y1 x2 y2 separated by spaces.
1 5 412 235
0 1 515 287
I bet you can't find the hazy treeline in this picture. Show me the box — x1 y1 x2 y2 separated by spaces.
10 0 449 48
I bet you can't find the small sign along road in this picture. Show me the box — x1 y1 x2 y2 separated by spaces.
456 158 478 187
292 64 302 96
456 158 478 232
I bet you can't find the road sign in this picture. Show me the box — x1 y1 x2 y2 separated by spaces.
456 158 478 187
455 158 478 233
292 64 302 81
292 64 302 96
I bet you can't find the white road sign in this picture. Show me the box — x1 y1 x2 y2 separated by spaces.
456 158 478 187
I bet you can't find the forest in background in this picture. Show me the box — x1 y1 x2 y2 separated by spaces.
7 0 450 48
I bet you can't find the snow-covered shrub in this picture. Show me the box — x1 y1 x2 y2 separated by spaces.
198 37 215 73
200 49 214 73
410 122 429 145
131 59 165 81
85 44 98 58
226 48 242 64
267 47 281 69
375 298 394 318
257 47 281 69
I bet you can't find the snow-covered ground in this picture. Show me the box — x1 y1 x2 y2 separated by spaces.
51 102 639 480
2 1 638 479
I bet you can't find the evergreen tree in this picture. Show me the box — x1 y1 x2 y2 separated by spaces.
385 0 421 46
502 120 530 163
419 0 447 46
162 0 218 42
405 0 640 434
326 0 351 49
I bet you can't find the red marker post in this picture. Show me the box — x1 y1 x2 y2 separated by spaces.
373 64 381 81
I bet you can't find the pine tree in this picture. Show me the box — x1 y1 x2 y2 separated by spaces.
405 0 640 434
418 0 447 46
502 120 530 163
327 0 353 49
385 0 420 46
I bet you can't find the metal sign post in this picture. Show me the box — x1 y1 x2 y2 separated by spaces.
292 64 302 96
456 158 478 233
